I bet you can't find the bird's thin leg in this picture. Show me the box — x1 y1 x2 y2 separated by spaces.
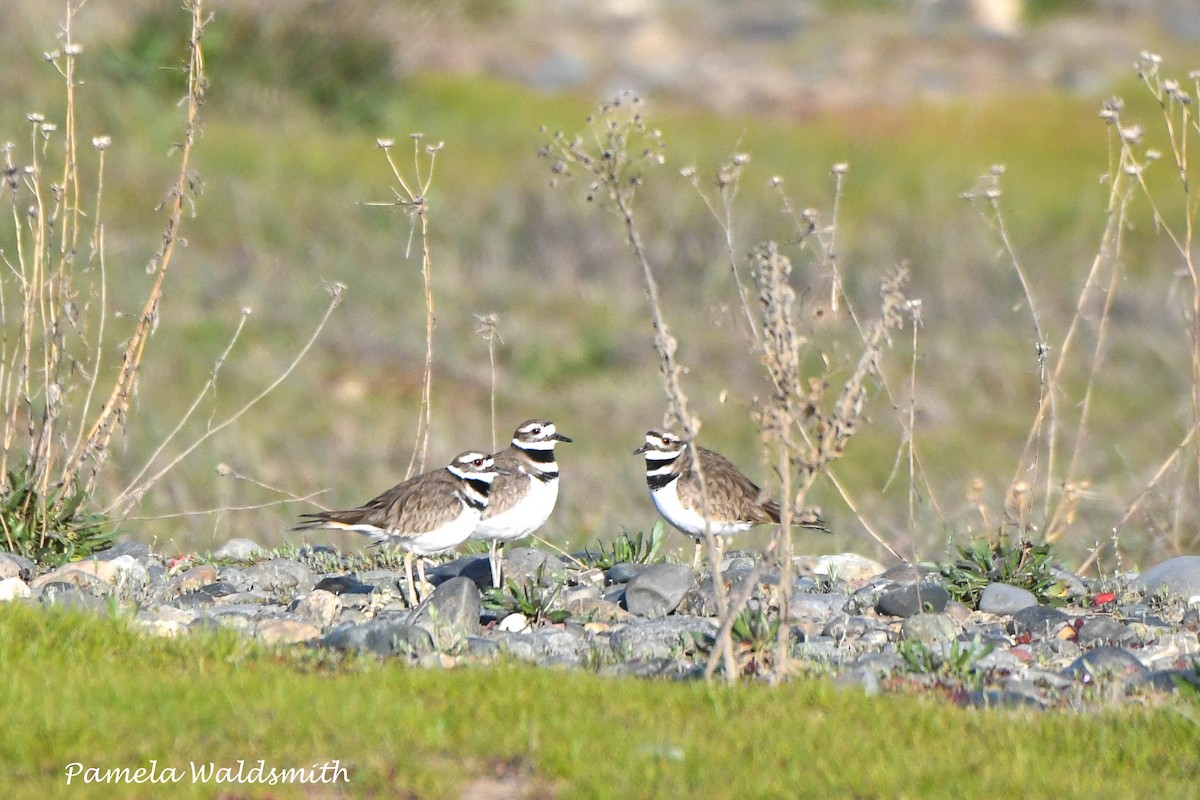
404 551 417 608
692 540 703 571
416 557 429 602
490 540 502 589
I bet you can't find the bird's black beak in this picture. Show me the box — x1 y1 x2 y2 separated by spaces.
554 432 573 443
632 442 649 455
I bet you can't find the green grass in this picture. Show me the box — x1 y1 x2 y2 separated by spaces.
3 604 1198 798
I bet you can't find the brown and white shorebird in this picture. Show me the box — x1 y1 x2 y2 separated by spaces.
470 419 573 588
634 429 826 568
295 450 500 606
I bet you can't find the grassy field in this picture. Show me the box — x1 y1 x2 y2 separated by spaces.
4 603 1199 799
1 3 1198 566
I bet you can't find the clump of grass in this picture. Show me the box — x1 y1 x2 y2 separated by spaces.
938 537 1066 608
898 633 995 689
582 521 666 569
0 3 207 564
483 564 570 625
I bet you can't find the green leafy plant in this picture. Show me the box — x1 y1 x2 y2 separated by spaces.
938 537 1066 608
729 606 781 676
0 465 113 565
582 521 666 570
898 634 995 688
483 564 569 625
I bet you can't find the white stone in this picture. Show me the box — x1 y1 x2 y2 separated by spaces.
0 577 31 601
498 612 530 633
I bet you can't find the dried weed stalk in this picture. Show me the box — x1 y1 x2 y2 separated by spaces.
542 93 740 681
750 243 911 678
368 134 443 478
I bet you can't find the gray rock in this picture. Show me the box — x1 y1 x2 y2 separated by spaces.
503 547 567 584
291 589 343 629
1127 669 1200 693
410 576 481 647
313 574 373 595
624 563 694 617
213 538 265 560
978 583 1039 615
964 690 1045 710
428 555 493 590
38 582 107 611
241 558 316 594
609 615 717 660
0 552 34 581
1077 616 1137 647
95 540 153 562
876 582 950 617
879 563 938 585
322 616 434 657
1010 605 1073 638
1062 646 1147 683
900 613 957 646
1131 556 1200 602
823 615 870 640
605 562 647 584
787 592 849 621
104 555 151 587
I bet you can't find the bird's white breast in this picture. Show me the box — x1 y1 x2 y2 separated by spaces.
472 473 559 542
649 480 751 539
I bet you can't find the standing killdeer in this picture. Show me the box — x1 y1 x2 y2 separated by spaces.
295 450 500 606
470 419 573 588
634 429 826 568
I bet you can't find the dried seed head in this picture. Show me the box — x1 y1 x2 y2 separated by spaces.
91 135 111 151
830 162 848 175
376 138 395 148
63 43 83 56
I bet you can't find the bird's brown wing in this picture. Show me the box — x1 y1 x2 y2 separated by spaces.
296 467 462 533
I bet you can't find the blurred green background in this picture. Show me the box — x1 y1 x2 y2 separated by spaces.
3 0 1198 567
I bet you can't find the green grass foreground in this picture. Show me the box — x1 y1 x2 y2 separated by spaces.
2 605 1197 799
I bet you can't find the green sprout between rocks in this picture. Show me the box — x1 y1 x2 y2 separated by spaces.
483 563 570 625
938 537 1067 609
898 633 995 689
582 520 666 570
0 465 113 565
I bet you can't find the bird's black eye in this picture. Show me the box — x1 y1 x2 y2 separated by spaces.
531 426 542 435
660 435 670 445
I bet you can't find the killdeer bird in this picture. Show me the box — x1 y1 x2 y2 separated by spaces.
295 450 500 606
470 419 572 588
634 429 826 568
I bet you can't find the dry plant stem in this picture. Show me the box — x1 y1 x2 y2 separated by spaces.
106 286 344 517
612 187 737 681
1045 185 1131 541
981 187 1056 526
683 157 759 343
107 308 250 512
65 0 209 496
475 314 501 451
1130 65 1200 499
1079 420 1200 574
375 137 441 478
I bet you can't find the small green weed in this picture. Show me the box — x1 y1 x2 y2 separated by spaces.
938 537 1066 609
482 564 569 625
898 633 996 688
0 466 114 566
582 521 666 570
